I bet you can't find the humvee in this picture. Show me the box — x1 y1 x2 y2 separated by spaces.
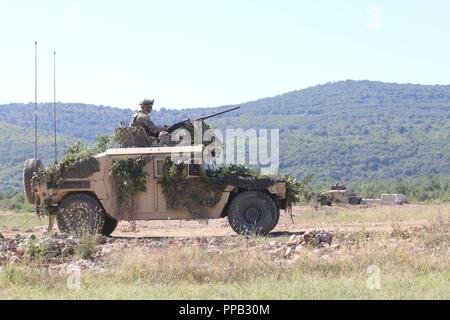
23 144 287 236
316 184 362 206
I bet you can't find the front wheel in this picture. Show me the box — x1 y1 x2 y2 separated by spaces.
320 196 331 206
227 191 279 235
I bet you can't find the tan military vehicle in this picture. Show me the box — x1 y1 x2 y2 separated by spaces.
23 144 288 236
316 184 362 206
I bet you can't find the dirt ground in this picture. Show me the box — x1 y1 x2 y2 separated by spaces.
0 204 443 239
0 204 447 239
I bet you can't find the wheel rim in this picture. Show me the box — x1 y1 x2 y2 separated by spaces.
242 204 263 225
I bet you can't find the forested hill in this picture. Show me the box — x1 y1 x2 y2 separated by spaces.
1 80 449 190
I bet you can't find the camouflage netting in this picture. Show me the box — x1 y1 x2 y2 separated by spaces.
161 174 226 218
162 177 277 217
28 156 100 217
114 119 215 148
114 125 156 148
31 156 100 190
161 163 282 217
225 175 277 190
160 163 308 217
61 156 100 179
29 141 107 217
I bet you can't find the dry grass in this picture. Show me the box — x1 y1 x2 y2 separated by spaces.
0 205 449 299
291 204 449 225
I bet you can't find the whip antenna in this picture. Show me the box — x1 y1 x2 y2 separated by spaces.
53 51 57 163
34 41 38 160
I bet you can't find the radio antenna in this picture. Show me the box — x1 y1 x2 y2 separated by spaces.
34 41 38 160
53 51 57 163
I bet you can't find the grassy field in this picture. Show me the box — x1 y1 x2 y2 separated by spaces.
291 204 449 224
0 205 449 299
0 211 46 229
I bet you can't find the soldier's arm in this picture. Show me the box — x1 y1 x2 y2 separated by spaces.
137 115 164 137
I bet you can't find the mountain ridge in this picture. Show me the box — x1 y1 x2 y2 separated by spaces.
1 80 449 190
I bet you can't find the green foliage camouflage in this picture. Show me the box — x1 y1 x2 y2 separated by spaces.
278 174 315 206
161 162 226 217
59 135 115 168
59 141 93 168
32 136 114 188
36 192 54 217
161 163 309 215
114 125 155 148
108 156 148 219
212 164 313 207
27 137 114 216
109 156 148 203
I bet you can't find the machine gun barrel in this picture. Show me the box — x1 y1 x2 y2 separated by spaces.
194 106 240 121
165 106 240 133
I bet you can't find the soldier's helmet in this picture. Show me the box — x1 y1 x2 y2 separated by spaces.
139 99 154 107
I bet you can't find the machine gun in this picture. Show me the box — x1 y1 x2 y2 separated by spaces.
165 106 240 133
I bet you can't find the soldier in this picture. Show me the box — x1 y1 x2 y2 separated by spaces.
127 99 169 232
130 99 169 142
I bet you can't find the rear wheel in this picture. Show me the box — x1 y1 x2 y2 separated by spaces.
227 191 279 235
23 158 43 204
57 193 106 236
102 215 119 236
349 197 361 205
320 196 331 206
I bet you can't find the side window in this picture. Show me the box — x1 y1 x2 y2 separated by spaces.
188 163 201 176
188 160 202 176
155 158 199 177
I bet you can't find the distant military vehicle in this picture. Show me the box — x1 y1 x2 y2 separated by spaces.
23 107 288 236
316 184 362 206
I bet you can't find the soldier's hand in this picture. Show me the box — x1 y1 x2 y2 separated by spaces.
159 131 170 145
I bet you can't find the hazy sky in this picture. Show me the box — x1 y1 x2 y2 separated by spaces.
0 0 449 109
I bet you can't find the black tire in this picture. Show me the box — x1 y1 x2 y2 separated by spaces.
349 197 361 205
227 191 279 235
23 158 43 204
320 196 331 206
102 214 119 236
57 193 106 236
